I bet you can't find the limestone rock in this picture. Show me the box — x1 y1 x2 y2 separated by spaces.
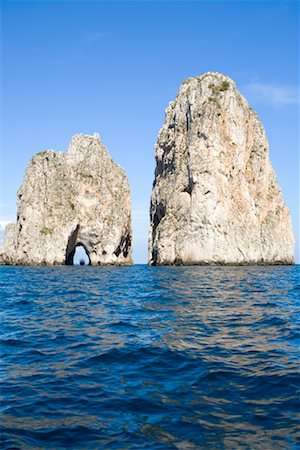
149 72 295 265
0 133 133 265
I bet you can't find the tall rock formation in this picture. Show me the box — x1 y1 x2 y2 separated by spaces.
149 72 294 265
0 133 133 265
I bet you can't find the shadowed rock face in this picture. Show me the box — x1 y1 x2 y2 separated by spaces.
149 72 295 265
0 133 133 265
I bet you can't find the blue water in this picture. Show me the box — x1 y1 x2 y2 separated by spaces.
1 265 300 449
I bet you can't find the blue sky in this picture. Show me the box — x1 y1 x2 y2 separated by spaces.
1 0 299 263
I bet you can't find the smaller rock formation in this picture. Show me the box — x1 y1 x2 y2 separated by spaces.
149 72 295 265
0 133 133 265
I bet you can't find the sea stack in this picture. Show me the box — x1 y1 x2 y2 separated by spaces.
149 72 294 265
0 134 133 265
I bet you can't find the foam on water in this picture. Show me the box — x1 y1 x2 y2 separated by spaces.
1 265 300 449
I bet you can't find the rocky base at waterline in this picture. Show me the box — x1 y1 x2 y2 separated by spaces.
149 72 295 265
0 134 133 265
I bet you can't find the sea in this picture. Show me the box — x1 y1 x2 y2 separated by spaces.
1 265 300 449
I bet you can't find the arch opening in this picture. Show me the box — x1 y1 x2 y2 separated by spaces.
72 244 91 265
65 225 91 265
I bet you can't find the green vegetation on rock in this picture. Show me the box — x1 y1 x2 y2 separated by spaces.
40 227 53 235
209 80 230 94
208 97 221 108
80 172 93 179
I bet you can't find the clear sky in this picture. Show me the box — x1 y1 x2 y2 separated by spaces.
1 0 299 263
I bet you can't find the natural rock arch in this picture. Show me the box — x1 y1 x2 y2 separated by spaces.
65 226 91 265
0 134 133 266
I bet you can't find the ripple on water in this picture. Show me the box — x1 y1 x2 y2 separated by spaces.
1 265 300 449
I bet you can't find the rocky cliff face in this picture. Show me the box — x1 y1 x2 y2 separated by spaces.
149 72 294 265
0 134 133 265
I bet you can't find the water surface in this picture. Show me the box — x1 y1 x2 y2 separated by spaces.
1 265 299 449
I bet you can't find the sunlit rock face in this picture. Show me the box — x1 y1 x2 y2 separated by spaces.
0 134 133 265
149 72 295 265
